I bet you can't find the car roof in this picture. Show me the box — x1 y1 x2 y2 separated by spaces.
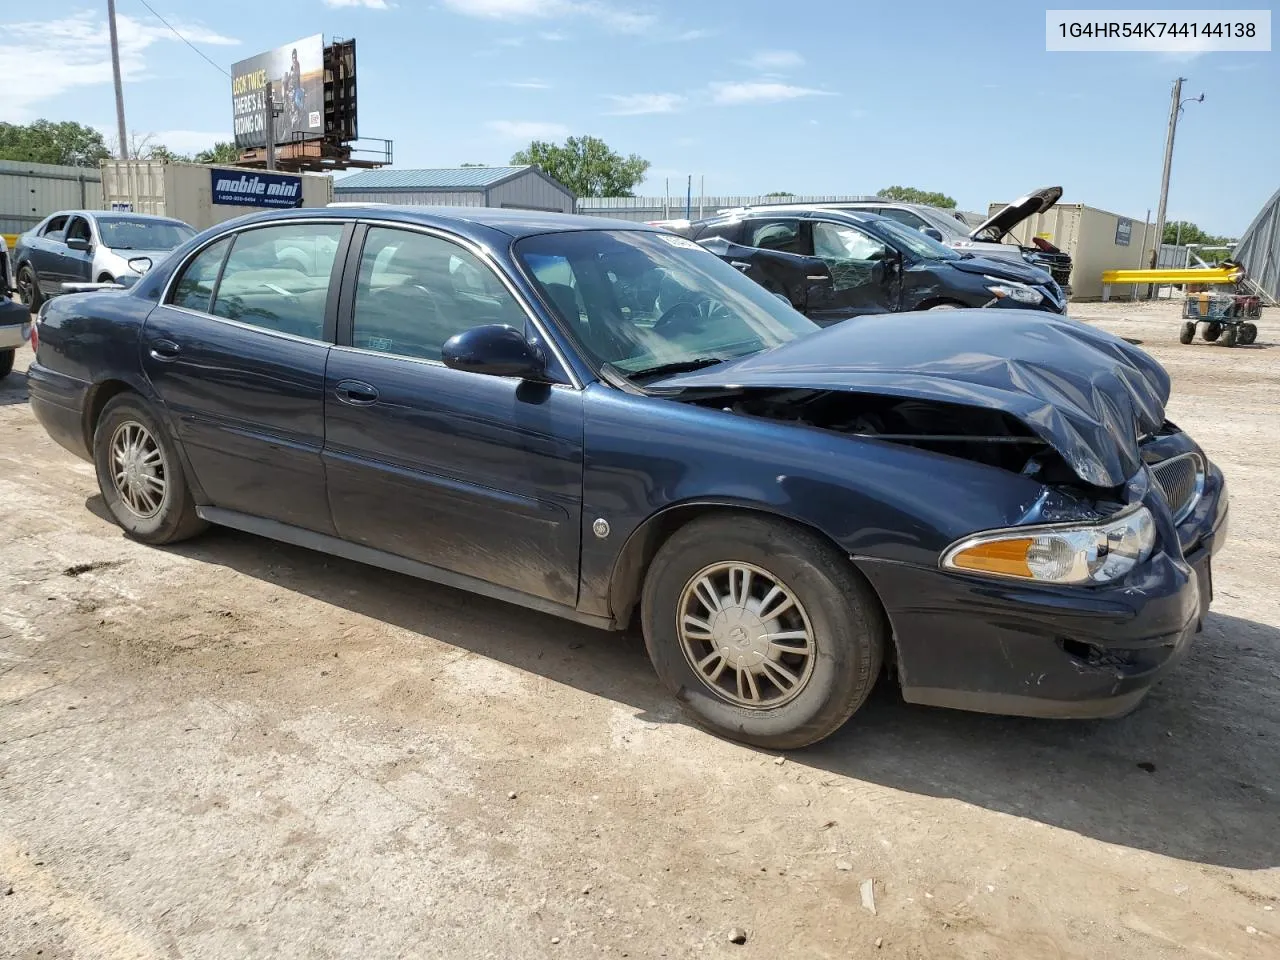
43 210 185 223
218 204 659 241
705 206 891 225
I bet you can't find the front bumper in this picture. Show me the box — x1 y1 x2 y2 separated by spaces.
856 462 1228 719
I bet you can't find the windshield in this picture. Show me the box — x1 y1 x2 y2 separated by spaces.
871 219 963 261
96 218 195 251
515 230 817 378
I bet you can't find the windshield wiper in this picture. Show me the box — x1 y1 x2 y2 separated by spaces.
626 357 726 381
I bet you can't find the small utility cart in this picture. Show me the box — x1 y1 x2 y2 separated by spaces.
1179 291 1262 347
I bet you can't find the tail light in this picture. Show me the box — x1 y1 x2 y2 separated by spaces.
28 313 39 355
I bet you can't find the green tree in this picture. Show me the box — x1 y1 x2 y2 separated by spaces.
194 142 242 164
765 191 794 197
1162 220 1231 247
0 119 111 167
877 185 958 208
511 135 649 197
459 162 489 167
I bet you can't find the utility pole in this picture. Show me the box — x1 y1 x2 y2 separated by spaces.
263 82 277 171
106 0 129 160
1151 77 1204 268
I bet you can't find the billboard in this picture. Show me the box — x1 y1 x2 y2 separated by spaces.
209 169 304 209
231 35 325 150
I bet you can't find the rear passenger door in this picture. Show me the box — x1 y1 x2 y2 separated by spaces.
141 220 349 533
30 215 69 294
322 223 585 606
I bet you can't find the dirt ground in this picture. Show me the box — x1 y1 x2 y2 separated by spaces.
1 300 1277 959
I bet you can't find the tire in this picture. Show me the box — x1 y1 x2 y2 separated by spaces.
1221 325 1238 348
1202 322 1222 342
16 264 42 311
1179 321 1195 344
1240 322 1258 345
927 302 962 311
641 514 886 750
92 393 207 544
0 349 13 379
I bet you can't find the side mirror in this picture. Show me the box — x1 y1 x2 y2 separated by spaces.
442 324 548 380
66 237 91 252
919 227 944 242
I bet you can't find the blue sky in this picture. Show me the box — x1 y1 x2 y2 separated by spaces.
3 0 1275 234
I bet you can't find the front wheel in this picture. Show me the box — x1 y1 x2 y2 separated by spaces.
92 394 207 544
1179 321 1196 344
1203 321 1222 342
641 514 886 749
96 274 116 284
927 302 962 311
16 265 42 311
1239 322 1258 345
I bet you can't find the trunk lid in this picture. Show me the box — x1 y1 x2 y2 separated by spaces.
650 310 1168 488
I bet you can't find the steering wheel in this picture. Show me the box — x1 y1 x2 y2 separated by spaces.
654 298 725 335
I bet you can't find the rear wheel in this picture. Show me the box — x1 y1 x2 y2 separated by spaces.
92 394 207 544
1222 325 1239 347
0 349 13 379
1179 321 1196 344
16 264 42 311
1202 322 1222 342
641 514 885 749
1240 322 1258 345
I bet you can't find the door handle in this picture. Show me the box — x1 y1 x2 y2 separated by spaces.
149 339 181 362
334 380 379 406
729 260 753 272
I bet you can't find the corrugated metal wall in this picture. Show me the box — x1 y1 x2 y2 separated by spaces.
0 159 103 235
486 171 574 213
576 195 883 222
331 188 487 206
1234 187 1280 302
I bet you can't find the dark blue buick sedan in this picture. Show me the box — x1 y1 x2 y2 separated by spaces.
27 207 1228 747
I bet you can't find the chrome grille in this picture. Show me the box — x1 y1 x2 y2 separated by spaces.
1151 453 1204 524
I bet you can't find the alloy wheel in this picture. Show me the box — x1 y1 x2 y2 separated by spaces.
676 561 816 709
109 420 167 519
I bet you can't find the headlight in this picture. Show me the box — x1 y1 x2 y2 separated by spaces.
941 506 1156 585
984 276 1043 305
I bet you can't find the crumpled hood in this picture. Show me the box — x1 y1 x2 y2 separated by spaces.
946 255 1051 285
652 310 1170 487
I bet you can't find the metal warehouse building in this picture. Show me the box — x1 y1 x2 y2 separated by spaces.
1234 187 1280 303
332 166 575 213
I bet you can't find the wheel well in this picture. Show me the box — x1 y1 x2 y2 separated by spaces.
83 380 135 450
916 296 967 310
96 273 115 283
607 504 891 649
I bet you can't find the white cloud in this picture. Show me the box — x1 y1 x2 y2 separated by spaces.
1 12 238 122
486 120 570 140
499 79 553 89
322 0 390 8
708 81 834 105
604 92 684 115
742 49 804 71
495 37 526 47
539 30 568 41
669 28 713 42
440 0 654 33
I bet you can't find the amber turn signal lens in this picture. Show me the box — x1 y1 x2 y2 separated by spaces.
948 538 1034 578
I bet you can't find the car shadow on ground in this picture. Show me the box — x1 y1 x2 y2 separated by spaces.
0 369 28 406
150 520 1278 872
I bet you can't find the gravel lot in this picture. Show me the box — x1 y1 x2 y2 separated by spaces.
1 300 1277 959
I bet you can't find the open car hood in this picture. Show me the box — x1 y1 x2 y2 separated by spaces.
650 310 1169 488
969 186 1063 243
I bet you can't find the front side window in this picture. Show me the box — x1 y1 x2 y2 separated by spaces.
747 219 806 254
812 222 889 293
516 230 817 379
43 216 69 239
351 227 526 361
211 223 343 340
66 217 92 244
97 218 195 251
170 238 231 313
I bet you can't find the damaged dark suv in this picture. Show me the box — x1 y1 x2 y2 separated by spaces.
27 209 1227 749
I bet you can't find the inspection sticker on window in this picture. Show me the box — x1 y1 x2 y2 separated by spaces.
656 233 702 250
1046 10 1270 51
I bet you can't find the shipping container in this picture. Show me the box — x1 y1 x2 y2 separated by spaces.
994 201 1157 301
100 160 334 231
0 159 104 238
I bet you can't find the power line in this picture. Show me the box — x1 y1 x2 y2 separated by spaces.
134 0 231 78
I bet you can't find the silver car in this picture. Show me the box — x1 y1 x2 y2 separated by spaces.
13 211 195 308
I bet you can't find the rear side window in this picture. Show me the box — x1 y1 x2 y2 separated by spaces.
211 224 344 340
350 227 526 361
170 238 231 313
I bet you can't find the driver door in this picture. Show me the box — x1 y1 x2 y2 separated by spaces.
61 216 95 284
808 219 900 321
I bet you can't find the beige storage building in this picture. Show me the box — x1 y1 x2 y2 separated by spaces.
100 160 334 232
993 201 1158 300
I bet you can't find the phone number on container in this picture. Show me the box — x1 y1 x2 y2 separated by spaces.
1056 21 1257 38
